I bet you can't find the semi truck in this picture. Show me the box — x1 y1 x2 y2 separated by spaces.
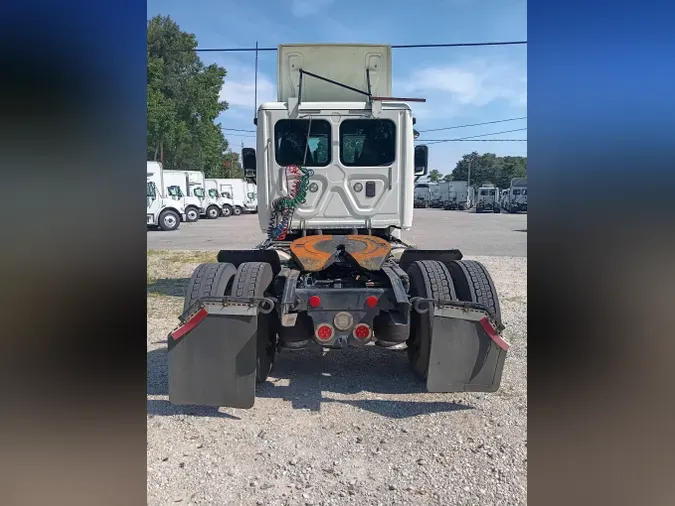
475 184 501 213
167 44 509 409
163 170 203 222
438 180 469 210
146 161 185 231
505 178 527 213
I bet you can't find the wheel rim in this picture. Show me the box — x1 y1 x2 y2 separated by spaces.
209 208 218 218
234 207 241 215
187 210 197 220
164 215 177 228
223 207 231 216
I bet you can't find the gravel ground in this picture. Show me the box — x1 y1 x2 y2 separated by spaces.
147 209 528 258
147 251 527 506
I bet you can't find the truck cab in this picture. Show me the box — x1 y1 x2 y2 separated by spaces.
185 171 223 220
146 179 185 231
163 170 203 222
507 178 527 213
476 185 501 213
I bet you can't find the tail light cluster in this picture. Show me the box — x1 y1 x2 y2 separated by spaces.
309 294 378 344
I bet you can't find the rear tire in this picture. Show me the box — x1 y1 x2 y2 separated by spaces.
183 263 237 313
405 260 457 379
446 260 501 324
158 210 180 231
230 262 276 384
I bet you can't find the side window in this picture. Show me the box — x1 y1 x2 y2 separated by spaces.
340 119 396 167
274 119 331 167
147 182 156 198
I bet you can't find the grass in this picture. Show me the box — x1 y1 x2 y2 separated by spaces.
147 250 218 299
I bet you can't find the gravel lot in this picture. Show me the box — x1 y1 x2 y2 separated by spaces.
148 208 528 258
147 234 527 505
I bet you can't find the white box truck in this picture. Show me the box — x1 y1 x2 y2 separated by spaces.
204 179 237 217
209 178 257 215
439 181 469 210
163 170 203 222
184 171 223 220
147 161 185 230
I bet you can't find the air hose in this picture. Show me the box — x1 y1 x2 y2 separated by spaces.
267 164 314 240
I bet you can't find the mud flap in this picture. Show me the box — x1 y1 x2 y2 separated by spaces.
168 303 260 408
426 304 509 393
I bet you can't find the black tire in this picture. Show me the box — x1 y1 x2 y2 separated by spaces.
493 207 500 213
233 206 243 216
185 206 199 222
222 205 233 217
446 260 501 324
405 260 457 379
183 262 237 313
206 205 220 219
231 262 276 384
158 209 180 231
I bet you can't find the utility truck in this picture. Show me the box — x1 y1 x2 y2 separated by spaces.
184 171 223 220
163 170 203 222
167 44 509 409
475 184 501 213
505 178 527 213
147 161 185 231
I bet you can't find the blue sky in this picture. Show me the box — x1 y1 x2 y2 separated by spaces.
147 0 527 174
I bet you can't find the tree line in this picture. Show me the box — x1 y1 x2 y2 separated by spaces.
147 15 243 178
426 152 527 189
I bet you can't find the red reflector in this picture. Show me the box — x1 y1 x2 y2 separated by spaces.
365 296 378 308
316 324 333 341
479 317 510 351
170 308 208 341
353 324 371 340
308 295 321 308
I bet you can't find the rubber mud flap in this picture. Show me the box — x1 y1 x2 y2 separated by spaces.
426 315 508 393
168 313 257 408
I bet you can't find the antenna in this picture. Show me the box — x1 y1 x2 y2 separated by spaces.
253 40 259 125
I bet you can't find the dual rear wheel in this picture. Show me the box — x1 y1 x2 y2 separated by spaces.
406 259 501 380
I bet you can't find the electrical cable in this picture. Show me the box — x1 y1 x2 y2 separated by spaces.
191 41 527 52
417 117 526 133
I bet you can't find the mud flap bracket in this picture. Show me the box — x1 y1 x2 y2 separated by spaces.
418 300 510 393
168 297 274 408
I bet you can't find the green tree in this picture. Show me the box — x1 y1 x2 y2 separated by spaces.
147 15 230 172
450 151 526 189
442 173 453 182
428 169 442 183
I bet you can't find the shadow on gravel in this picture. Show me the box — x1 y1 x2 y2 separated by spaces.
147 278 190 297
147 345 473 419
512 229 527 233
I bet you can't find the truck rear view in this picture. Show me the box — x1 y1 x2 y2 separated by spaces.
167 44 509 408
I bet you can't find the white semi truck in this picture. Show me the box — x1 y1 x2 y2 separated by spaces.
437 180 469 210
163 170 203 222
167 43 509 409
504 177 527 213
185 171 223 220
147 161 185 231
475 184 501 213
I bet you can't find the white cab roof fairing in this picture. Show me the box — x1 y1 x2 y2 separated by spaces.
277 44 392 103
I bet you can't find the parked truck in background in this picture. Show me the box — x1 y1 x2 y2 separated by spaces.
185 171 223 220
246 181 258 213
147 161 185 231
475 184 501 213
505 178 527 213
205 178 237 217
163 170 203 222
440 181 469 210
209 178 257 215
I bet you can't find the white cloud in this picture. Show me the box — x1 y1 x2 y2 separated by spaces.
403 59 527 108
219 67 277 110
289 0 334 17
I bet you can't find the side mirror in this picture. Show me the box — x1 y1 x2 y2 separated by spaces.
242 148 257 184
414 145 428 176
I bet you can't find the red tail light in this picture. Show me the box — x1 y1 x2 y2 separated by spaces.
353 324 371 340
365 296 378 308
308 295 321 308
315 324 334 342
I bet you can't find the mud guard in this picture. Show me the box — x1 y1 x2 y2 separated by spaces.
425 302 509 393
168 302 262 408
